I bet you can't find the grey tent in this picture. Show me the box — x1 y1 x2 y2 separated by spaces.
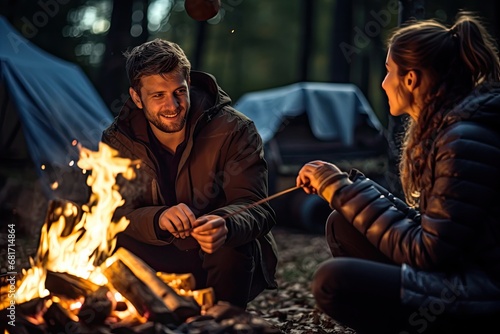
234 82 388 186
0 16 113 201
235 82 389 232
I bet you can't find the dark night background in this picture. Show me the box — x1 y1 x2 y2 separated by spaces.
2 0 499 125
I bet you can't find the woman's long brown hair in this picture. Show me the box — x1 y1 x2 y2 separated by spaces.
387 12 500 207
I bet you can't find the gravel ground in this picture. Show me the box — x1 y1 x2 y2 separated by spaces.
247 227 356 334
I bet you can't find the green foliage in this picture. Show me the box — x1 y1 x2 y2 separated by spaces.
2 0 500 124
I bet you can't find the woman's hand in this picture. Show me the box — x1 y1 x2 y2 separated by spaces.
296 160 350 201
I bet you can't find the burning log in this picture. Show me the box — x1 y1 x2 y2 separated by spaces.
0 297 48 334
156 272 215 312
102 247 201 325
190 288 215 313
77 286 113 326
45 271 101 300
43 299 90 334
156 272 196 291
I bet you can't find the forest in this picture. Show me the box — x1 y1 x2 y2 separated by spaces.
2 0 500 126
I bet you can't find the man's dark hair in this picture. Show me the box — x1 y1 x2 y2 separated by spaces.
124 38 191 91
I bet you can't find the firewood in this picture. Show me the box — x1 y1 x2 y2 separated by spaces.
156 272 196 291
78 286 113 326
205 301 245 321
2 316 47 334
103 258 174 325
43 300 92 334
45 270 101 300
189 287 215 312
156 273 215 311
102 247 201 325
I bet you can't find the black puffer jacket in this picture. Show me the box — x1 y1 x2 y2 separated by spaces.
101 71 278 290
328 82 500 313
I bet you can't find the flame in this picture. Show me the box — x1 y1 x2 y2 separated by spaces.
15 142 139 303
15 262 49 304
69 298 84 311
110 289 143 322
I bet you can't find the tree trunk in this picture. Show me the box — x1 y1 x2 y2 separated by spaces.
330 0 352 83
192 21 207 70
99 0 149 114
299 0 314 82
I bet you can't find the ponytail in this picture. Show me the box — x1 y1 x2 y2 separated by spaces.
451 12 500 84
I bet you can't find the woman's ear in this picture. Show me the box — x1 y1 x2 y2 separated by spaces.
129 87 143 109
404 70 419 92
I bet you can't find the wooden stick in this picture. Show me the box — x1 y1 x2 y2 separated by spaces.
220 185 302 220
174 186 302 234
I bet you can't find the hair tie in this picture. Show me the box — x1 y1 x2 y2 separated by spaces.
449 27 458 39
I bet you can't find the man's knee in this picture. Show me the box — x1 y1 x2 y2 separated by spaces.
204 243 255 272
203 243 258 308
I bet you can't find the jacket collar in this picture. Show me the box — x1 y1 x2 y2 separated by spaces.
442 82 500 129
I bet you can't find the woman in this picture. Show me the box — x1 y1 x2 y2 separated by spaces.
296 12 500 333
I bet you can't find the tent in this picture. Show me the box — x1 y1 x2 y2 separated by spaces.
235 82 384 146
234 82 388 185
0 16 113 202
235 82 389 232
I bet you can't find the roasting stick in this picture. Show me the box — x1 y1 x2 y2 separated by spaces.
220 185 303 220
174 185 303 234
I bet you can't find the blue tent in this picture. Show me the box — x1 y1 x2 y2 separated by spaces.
234 82 389 233
0 16 113 200
235 82 384 145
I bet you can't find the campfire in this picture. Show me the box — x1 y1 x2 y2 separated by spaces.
1 142 279 334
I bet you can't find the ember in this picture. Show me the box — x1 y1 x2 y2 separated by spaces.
1 142 280 333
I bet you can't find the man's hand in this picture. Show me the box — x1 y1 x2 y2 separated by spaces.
159 203 196 239
191 215 227 254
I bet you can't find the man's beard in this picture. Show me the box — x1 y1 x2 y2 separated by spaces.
154 116 186 133
148 109 187 133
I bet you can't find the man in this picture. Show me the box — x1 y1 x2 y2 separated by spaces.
101 38 278 309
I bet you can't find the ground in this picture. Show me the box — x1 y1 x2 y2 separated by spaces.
247 227 356 333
